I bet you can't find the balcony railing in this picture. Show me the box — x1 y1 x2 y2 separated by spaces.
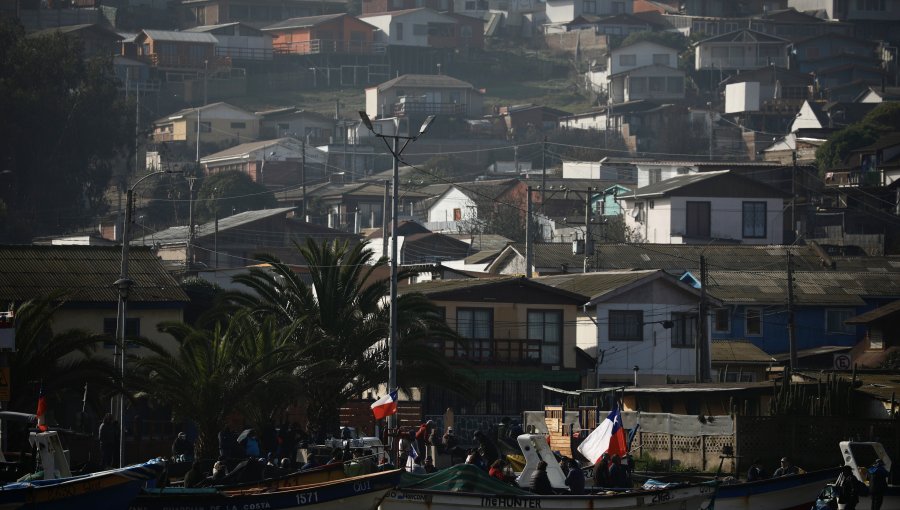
146 54 231 70
824 170 880 187
215 46 273 61
272 39 386 55
394 101 466 116
703 55 787 69
152 132 175 142
430 337 547 365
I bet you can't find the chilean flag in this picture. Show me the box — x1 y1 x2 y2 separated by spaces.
371 390 398 420
577 406 627 464
36 386 48 432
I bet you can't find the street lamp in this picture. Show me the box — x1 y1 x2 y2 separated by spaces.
115 168 181 467
357 111 434 432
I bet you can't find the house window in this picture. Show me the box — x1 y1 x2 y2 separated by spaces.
685 201 711 238
725 372 754 382
648 77 665 93
277 123 290 132
230 122 246 129
667 76 684 94
527 310 562 364
652 53 670 66
630 77 647 94
671 312 696 347
826 309 854 334
583 0 597 13
453 208 462 221
396 22 404 41
619 54 636 67
714 308 730 333
196 121 211 133
457 308 492 360
649 168 662 184
103 317 140 347
609 310 643 341
742 202 767 238
745 308 762 336
611 0 625 13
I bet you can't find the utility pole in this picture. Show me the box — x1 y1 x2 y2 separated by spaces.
186 176 197 271
541 137 547 212
698 255 709 383
382 180 390 259
791 149 797 242
787 248 797 370
300 138 307 220
526 186 533 278
584 187 593 273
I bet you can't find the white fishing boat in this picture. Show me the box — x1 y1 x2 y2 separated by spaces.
825 441 900 510
713 466 841 510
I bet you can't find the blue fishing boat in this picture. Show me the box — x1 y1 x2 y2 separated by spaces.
0 458 165 510
130 468 403 510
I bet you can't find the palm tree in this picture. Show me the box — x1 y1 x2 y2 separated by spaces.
7 296 118 419
227 239 474 439
131 311 298 460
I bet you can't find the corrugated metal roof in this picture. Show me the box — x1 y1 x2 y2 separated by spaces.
261 13 347 31
536 271 658 300
141 29 218 44
706 270 900 305
201 137 297 162
712 339 776 363
0 246 188 303
499 243 831 273
375 74 475 92
845 299 900 324
402 276 520 295
134 208 296 245
629 170 730 198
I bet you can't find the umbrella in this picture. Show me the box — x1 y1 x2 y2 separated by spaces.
236 429 253 443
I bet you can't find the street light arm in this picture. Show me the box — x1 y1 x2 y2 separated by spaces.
130 169 183 192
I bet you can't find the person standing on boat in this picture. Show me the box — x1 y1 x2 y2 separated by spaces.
443 427 463 465
747 459 768 481
398 430 414 470
530 460 554 495
837 465 861 510
172 432 194 462
608 454 629 488
244 429 261 458
593 452 610 488
868 459 889 510
423 456 437 473
475 430 500 467
774 457 799 476
98 413 116 468
563 458 586 495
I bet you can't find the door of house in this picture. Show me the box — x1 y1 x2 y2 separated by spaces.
686 201 711 238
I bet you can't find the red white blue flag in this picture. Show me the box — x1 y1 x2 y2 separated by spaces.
577 406 627 464
370 390 398 420
36 385 48 432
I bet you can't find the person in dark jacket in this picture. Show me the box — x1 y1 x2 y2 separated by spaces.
474 430 500 467
562 458 585 495
868 459 889 510
747 459 768 481
608 455 628 488
593 453 610 488
530 461 553 495
837 465 860 510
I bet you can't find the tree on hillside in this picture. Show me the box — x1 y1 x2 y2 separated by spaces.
226 239 474 439
816 103 900 174
194 170 277 222
0 20 134 241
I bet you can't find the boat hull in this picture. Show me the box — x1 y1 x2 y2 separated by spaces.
837 486 900 510
380 482 716 510
132 469 401 510
0 460 164 510
714 468 841 510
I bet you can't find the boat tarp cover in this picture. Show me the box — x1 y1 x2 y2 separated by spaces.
398 464 530 495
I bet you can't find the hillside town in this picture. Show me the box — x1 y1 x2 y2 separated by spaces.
0 0 899 508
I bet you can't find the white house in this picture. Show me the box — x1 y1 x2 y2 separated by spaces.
539 270 715 385
587 41 683 103
544 0 631 25
619 170 787 244
359 8 458 47
787 0 900 21
199 137 327 188
693 29 790 71
364 74 484 120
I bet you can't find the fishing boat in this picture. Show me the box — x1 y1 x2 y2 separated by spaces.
712 467 842 510
130 468 402 510
205 458 348 490
379 463 716 510
0 430 165 510
811 441 900 510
